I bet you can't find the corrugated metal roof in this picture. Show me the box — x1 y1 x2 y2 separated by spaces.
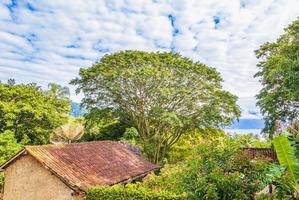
3 141 160 191
243 148 278 162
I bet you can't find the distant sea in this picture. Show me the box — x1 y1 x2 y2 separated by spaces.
70 103 264 136
224 129 262 135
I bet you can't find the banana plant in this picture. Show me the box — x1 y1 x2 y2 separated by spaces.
273 133 299 194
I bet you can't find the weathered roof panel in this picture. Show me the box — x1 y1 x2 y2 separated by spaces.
243 147 278 162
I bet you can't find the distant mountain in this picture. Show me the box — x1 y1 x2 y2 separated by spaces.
70 102 87 117
225 119 264 129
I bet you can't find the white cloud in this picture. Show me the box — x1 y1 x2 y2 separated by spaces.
0 0 299 118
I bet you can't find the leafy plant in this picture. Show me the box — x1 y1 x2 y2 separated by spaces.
273 133 299 194
140 137 275 200
81 108 129 141
86 184 186 200
0 130 22 164
0 172 3 193
233 133 271 148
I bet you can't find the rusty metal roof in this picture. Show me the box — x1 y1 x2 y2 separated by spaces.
243 147 278 162
1 141 160 191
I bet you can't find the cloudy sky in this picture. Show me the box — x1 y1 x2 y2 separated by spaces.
0 0 299 118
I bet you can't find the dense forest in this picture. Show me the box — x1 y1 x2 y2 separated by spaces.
0 18 299 200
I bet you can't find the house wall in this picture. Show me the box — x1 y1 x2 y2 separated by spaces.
3 154 84 200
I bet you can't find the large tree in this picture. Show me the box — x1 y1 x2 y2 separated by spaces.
0 80 70 144
255 18 299 136
72 51 240 163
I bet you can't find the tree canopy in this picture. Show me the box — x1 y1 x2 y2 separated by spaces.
72 50 240 163
0 81 70 144
255 18 299 136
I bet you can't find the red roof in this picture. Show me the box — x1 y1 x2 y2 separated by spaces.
1 141 160 191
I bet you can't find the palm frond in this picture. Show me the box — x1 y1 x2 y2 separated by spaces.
273 134 299 188
51 123 84 144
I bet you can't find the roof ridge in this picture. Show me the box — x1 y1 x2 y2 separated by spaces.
25 140 118 149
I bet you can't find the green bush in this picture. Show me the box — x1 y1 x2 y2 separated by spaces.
81 108 129 141
180 138 273 200
0 130 22 164
86 184 186 200
140 137 277 200
0 172 3 193
142 164 187 194
165 129 226 164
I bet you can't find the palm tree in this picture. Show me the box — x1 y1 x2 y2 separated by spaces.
50 123 84 144
47 83 70 99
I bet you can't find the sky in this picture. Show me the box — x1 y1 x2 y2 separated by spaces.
0 0 299 119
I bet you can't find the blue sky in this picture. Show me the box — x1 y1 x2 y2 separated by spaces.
0 0 299 118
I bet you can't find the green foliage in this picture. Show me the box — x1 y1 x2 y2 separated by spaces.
142 164 187 194
255 17 299 136
72 50 240 163
78 132 295 199
86 184 186 200
136 137 276 200
233 133 271 148
164 131 202 164
121 127 141 146
81 108 129 141
0 130 24 193
0 81 70 144
265 165 286 184
0 130 22 164
180 139 272 200
273 133 299 194
46 82 70 99
165 128 226 164
0 172 3 193
273 172 297 199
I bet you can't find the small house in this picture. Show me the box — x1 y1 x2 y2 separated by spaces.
0 141 159 200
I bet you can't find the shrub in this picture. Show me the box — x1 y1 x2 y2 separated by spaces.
180 138 273 200
165 128 226 164
0 172 3 193
142 164 187 194
136 137 276 200
86 184 186 200
0 130 22 164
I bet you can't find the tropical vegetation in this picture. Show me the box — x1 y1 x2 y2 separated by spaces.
1 16 299 200
255 17 299 136
0 80 70 144
71 51 240 163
